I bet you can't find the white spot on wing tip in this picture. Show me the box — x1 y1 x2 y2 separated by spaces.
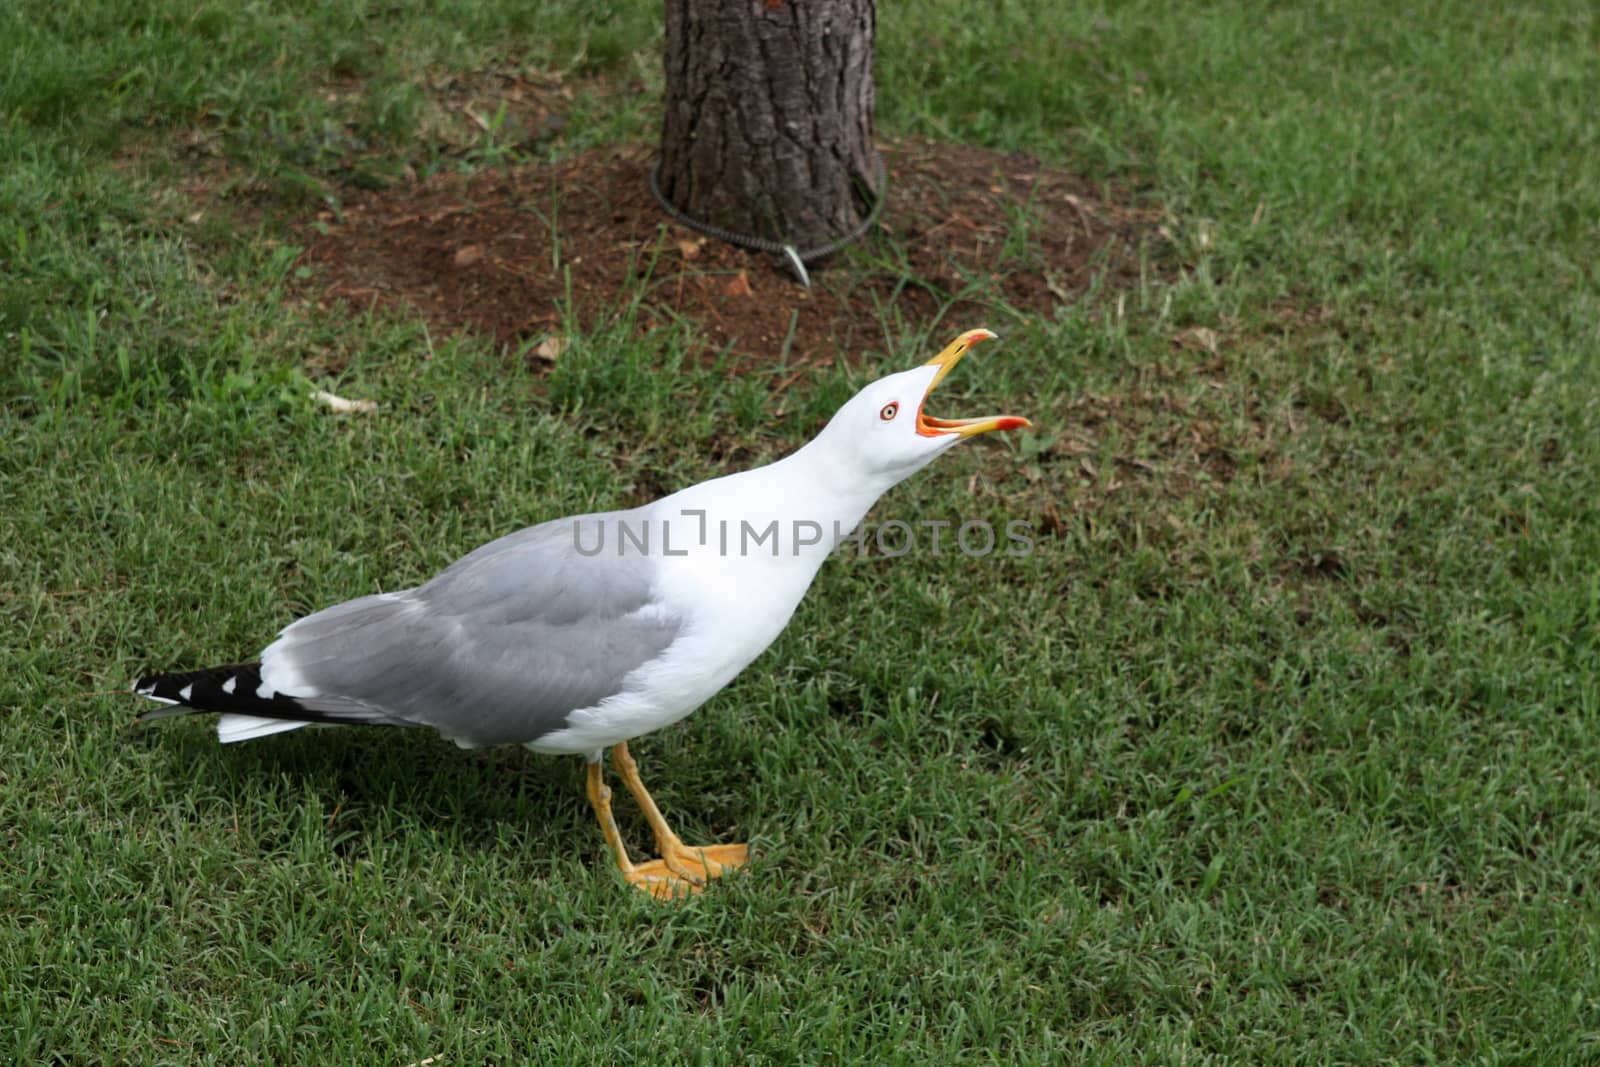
221 676 237 695
177 684 193 702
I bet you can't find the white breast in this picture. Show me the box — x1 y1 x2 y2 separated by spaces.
522 523 822 756
524 449 879 757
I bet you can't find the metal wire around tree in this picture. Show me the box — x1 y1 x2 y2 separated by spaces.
647 152 888 288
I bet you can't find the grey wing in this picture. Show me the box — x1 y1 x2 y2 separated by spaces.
259 507 680 745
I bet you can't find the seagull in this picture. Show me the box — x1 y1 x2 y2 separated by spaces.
134 328 1030 899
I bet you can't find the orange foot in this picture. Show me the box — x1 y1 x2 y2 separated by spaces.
586 751 750 902
626 843 750 901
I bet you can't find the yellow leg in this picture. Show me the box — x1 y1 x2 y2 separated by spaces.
584 758 698 901
610 741 750 886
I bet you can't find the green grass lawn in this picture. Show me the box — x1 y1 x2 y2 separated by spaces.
4 1 1599 1061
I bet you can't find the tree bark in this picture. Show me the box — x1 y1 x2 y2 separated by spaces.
659 0 878 256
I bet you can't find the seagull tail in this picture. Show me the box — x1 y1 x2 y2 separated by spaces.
132 663 313 743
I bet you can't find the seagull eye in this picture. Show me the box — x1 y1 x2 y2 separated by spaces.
879 402 899 421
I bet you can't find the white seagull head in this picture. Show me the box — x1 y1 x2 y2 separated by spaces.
813 328 1031 488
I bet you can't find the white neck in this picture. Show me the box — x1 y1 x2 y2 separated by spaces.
649 433 891 573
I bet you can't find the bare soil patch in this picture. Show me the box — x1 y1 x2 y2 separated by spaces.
294 138 1152 367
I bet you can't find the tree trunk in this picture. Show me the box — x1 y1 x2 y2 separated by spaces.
659 0 878 257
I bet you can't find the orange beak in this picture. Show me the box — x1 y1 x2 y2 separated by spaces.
915 329 1033 438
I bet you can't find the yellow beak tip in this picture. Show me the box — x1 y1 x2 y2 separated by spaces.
925 327 997 370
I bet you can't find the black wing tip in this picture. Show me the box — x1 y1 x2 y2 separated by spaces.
129 662 381 730
131 662 269 714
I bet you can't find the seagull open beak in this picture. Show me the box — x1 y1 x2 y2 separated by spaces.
916 328 1033 438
